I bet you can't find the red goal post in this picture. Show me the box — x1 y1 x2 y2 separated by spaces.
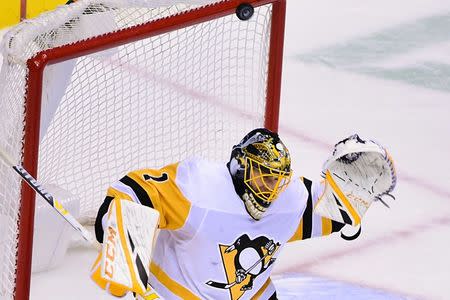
0 0 286 299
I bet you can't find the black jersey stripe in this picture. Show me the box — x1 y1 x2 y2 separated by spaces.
120 176 154 208
302 178 313 239
128 231 135 252
95 196 114 243
331 220 345 233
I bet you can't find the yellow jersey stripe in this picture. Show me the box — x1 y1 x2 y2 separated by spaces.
150 262 201 300
108 187 132 201
325 170 361 225
321 217 333 236
287 219 303 242
251 277 272 299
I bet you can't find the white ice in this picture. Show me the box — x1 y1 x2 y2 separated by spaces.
275 1 450 299
1 0 449 299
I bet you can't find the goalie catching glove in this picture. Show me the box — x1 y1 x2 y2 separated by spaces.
90 198 160 298
314 134 397 227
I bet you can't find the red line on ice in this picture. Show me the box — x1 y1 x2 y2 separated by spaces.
279 125 450 200
102 56 450 200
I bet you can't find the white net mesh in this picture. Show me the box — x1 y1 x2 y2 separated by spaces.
0 0 276 298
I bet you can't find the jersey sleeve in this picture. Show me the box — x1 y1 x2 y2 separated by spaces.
287 177 345 243
95 162 191 243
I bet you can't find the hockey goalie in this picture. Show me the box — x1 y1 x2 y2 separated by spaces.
91 128 396 299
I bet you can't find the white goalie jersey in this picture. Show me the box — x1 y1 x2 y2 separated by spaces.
94 158 344 300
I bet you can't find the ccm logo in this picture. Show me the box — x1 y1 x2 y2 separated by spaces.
347 193 370 208
104 226 117 278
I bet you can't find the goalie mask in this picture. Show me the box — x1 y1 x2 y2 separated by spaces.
227 128 292 220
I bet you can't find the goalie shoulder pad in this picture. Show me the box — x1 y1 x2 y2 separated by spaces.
315 134 397 226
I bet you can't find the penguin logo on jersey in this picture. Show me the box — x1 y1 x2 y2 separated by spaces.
206 234 280 300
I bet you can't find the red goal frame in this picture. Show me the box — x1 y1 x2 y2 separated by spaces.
14 0 286 298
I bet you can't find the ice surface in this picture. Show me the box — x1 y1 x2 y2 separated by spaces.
273 1 450 299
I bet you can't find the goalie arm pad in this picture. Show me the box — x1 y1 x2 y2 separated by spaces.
288 178 345 242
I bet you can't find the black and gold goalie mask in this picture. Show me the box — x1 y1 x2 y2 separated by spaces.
227 128 292 220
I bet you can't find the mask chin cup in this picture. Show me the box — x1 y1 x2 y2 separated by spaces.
242 192 267 220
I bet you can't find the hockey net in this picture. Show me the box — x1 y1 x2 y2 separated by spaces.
0 0 285 298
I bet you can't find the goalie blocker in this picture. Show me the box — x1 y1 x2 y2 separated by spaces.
91 198 160 298
314 134 397 227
